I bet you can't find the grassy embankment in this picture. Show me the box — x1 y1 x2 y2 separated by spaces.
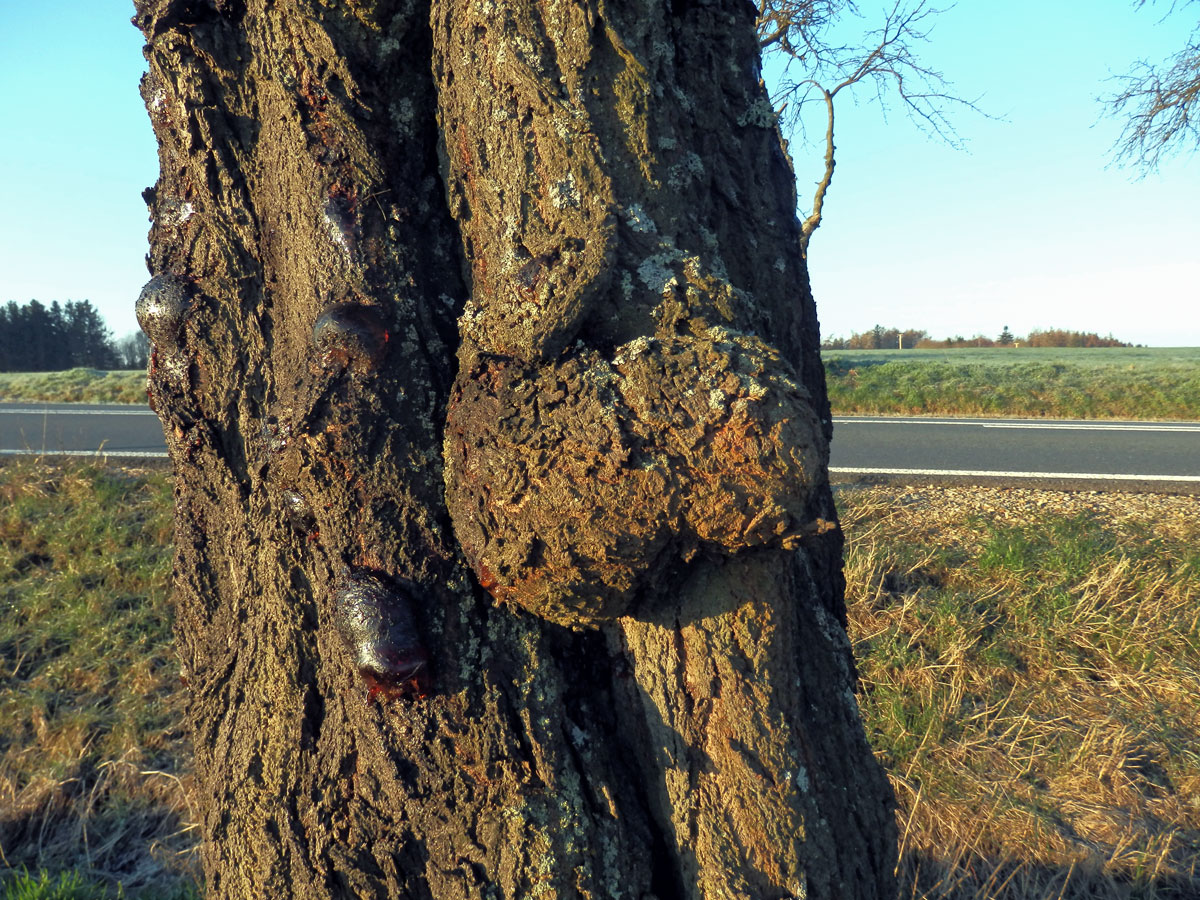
0 372 146 406
823 347 1200 420
0 463 196 900
2 460 1198 898
5 348 1200 421
843 485 1200 899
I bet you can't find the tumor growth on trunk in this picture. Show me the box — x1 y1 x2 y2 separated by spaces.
444 329 827 626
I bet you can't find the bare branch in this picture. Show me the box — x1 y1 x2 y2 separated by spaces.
757 0 986 254
1105 1 1200 170
799 87 835 254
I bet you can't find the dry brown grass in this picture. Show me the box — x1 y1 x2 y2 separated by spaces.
839 485 1200 899
4 460 1197 898
0 461 198 897
0 755 197 888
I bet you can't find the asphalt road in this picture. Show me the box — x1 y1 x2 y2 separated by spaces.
830 415 1200 492
2 404 1198 492
0 403 166 458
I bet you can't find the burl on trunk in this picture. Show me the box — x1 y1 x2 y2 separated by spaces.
133 0 896 897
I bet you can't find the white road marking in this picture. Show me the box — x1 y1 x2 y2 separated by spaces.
830 467 1200 482
833 417 1200 432
0 448 169 458
0 449 167 458
0 407 156 416
981 423 1200 432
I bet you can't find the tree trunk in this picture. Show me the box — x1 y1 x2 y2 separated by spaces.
133 0 896 897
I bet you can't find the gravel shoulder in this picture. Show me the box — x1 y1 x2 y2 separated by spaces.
833 482 1200 545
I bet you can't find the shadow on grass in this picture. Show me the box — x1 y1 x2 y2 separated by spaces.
825 357 894 376
901 851 1199 900
0 756 199 899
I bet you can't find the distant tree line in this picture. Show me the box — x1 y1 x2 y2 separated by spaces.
821 324 1132 350
1021 328 1133 348
822 326 931 350
0 300 148 372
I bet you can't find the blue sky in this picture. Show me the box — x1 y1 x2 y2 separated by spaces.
0 1 1196 347
0 3 155 344
784 2 1199 346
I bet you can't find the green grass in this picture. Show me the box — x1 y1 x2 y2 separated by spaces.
824 348 1200 367
5 351 1200 421
0 870 110 900
839 485 1200 898
0 371 146 406
0 868 199 900
0 461 195 898
823 348 1200 420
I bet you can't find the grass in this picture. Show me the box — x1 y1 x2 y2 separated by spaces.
0 460 196 899
838 485 1200 898
0 870 109 900
6 350 1200 422
0 869 198 900
823 348 1200 367
822 348 1200 420
0 372 146 406
2 458 1198 898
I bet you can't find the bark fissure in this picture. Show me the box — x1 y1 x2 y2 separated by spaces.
136 0 895 896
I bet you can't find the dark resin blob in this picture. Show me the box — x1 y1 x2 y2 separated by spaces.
332 569 430 700
312 302 388 368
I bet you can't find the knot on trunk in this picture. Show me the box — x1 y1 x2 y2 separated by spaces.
137 274 193 349
444 327 826 627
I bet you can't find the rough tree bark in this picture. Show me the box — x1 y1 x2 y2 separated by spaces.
133 0 896 897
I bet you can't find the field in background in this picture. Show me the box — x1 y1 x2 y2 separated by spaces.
0 371 146 406
823 347 1200 420
823 348 1200 366
1 460 1198 898
4 348 1200 422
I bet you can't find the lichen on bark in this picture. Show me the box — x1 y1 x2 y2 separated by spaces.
434 0 836 633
